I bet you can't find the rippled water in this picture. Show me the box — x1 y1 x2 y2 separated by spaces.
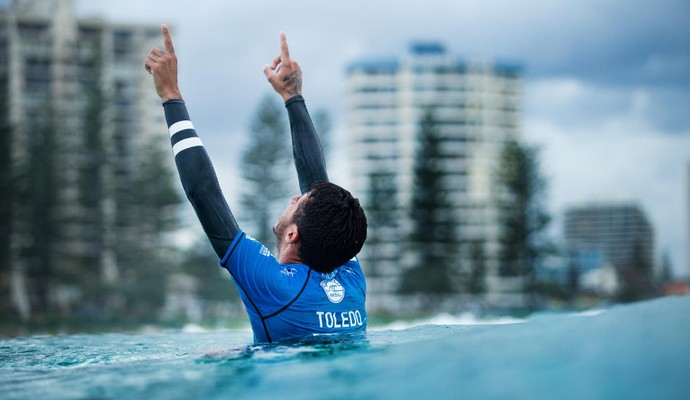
2 296 689 399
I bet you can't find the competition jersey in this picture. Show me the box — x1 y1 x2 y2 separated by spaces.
220 231 367 343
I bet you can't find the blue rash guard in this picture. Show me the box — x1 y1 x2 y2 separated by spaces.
220 231 367 343
163 95 367 344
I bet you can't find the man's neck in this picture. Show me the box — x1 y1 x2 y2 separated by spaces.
277 246 303 265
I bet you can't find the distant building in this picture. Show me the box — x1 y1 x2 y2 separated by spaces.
346 42 522 311
564 202 655 273
1 0 165 316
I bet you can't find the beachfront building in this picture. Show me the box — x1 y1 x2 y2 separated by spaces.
563 202 655 271
563 202 656 302
346 42 522 311
0 0 165 318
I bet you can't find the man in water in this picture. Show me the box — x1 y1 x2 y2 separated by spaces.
144 25 368 344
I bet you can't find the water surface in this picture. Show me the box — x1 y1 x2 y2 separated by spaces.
1 296 689 399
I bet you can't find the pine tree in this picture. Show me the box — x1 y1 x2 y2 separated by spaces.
566 257 580 306
659 252 673 285
240 94 291 247
617 239 655 303
467 239 487 295
21 98 63 318
365 169 399 277
117 137 182 321
495 140 552 297
180 238 238 303
75 42 110 312
0 72 14 319
399 108 457 295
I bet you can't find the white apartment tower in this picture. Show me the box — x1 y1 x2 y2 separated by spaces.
1 0 164 316
346 43 522 311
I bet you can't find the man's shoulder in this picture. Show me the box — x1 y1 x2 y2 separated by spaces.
221 231 280 271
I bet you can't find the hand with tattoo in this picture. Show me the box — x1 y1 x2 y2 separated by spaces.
264 32 303 102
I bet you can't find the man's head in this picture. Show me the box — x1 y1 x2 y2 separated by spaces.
274 181 367 273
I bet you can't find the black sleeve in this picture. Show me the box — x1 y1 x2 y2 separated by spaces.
164 99 240 259
285 95 329 194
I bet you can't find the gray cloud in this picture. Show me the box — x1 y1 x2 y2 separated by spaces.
78 0 690 130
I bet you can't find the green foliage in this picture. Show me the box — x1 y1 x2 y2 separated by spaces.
180 239 238 303
365 169 399 277
467 239 487 295
0 73 13 318
73 46 109 311
496 139 552 280
131 138 181 237
110 137 181 321
616 240 657 303
240 94 291 246
21 97 64 316
566 258 580 305
398 108 457 295
659 252 673 284
630 240 652 278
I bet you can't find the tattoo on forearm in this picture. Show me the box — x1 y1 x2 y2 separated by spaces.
282 70 302 96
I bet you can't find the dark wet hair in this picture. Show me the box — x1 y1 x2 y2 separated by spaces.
293 181 367 273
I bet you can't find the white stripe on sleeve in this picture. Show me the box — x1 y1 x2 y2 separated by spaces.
169 120 195 138
172 137 203 156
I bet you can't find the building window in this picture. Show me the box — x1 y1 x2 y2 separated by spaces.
113 30 134 61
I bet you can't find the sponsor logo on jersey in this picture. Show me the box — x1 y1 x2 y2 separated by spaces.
320 279 345 303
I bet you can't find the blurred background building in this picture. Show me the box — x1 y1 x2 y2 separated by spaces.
346 43 522 312
563 201 657 301
1 0 169 320
564 202 654 271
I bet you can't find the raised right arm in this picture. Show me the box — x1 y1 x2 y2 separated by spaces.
145 25 238 259
164 100 239 258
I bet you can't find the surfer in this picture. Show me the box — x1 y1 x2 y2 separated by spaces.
144 25 368 343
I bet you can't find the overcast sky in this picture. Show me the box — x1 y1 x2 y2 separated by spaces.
76 0 690 278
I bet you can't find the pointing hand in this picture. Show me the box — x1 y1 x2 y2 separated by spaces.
144 24 182 102
263 33 302 102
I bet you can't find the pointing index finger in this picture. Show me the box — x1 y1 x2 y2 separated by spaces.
280 32 290 59
162 24 175 54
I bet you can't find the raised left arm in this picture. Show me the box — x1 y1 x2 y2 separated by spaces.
286 95 329 193
264 33 329 194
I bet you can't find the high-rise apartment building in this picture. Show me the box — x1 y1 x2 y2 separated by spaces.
1 0 165 317
346 43 522 311
564 202 655 271
2 0 163 138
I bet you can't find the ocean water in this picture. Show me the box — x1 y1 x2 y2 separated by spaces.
1 296 689 400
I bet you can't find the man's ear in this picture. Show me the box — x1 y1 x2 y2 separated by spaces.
285 223 300 243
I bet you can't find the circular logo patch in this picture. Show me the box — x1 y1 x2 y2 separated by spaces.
320 279 345 303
